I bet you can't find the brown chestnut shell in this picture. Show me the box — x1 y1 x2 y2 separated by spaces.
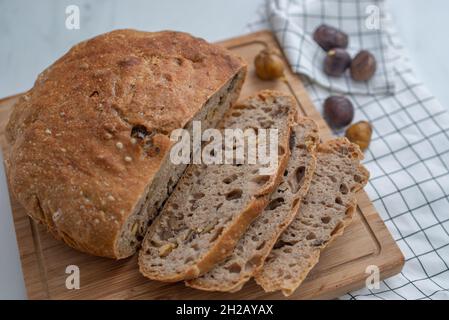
313 24 349 51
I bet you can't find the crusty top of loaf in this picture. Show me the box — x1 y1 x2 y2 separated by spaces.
5 29 245 258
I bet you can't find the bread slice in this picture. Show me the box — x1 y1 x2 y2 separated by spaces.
138 90 296 282
254 138 369 296
186 118 319 292
5 29 246 259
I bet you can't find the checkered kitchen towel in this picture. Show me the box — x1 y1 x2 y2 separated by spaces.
248 0 449 300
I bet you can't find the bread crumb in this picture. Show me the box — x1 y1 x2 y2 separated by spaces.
108 195 115 201
94 218 100 224
130 138 137 144
124 156 132 162
105 133 113 139
60 148 67 153
45 128 52 135
116 142 124 149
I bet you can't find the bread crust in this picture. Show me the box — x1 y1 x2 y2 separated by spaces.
138 90 296 281
5 29 246 258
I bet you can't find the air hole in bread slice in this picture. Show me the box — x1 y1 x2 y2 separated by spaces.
273 240 295 250
283 247 292 254
131 124 149 140
259 120 275 129
225 189 243 201
321 216 331 224
295 166 306 184
267 197 285 210
306 232 316 240
193 192 205 200
226 263 242 274
262 107 272 113
340 183 349 195
335 196 343 205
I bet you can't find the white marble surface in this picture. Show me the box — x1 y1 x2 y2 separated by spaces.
0 0 448 299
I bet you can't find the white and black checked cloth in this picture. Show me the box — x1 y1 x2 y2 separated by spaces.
248 0 449 300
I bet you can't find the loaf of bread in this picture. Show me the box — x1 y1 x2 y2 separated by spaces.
254 138 369 296
5 29 247 259
186 118 319 292
138 90 296 282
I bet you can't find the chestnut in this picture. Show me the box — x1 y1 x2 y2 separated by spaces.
350 50 377 81
323 96 354 128
313 24 349 51
323 48 351 77
254 49 284 80
345 121 373 151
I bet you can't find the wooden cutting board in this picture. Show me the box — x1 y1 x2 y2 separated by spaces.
0 30 404 300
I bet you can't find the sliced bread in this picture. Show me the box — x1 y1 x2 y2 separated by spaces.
186 118 319 292
254 138 370 296
138 90 296 282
